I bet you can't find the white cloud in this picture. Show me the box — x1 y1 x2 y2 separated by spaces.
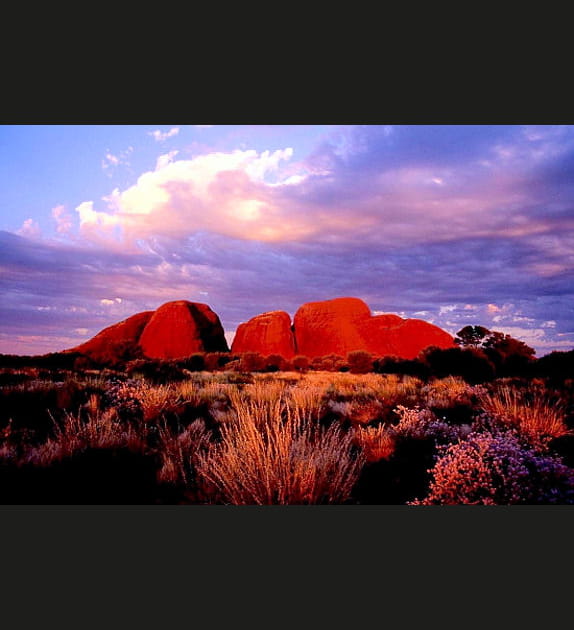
17 218 41 239
75 148 308 245
52 205 73 235
102 147 133 176
155 150 179 171
148 128 180 142
439 304 457 315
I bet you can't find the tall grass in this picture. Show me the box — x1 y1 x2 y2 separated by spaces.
195 386 364 504
25 403 143 466
479 385 571 442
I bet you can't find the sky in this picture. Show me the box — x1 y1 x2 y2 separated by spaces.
1 124 573 357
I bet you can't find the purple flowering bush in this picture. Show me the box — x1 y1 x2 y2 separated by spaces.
412 429 574 505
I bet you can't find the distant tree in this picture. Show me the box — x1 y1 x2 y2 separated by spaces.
347 350 374 374
454 325 491 348
535 350 574 380
422 346 496 384
374 355 430 379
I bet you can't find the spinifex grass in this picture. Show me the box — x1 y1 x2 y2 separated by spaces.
479 385 571 442
195 386 364 504
25 404 144 466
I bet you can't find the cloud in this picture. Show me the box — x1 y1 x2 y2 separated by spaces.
52 205 73 235
101 147 133 175
155 150 179 170
148 128 180 142
17 219 41 239
77 148 310 245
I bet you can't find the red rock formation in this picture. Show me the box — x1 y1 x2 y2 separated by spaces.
365 315 455 359
293 297 372 358
292 297 455 359
231 311 295 358
68 311 154 364
139 300 228 360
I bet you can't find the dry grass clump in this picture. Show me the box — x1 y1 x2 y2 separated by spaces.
195 387 364 504
285 384 326 424
422 376 482 409
133 383 185 422
353 425 396 462
25 398 143 466
156 418 212 485
479 385 571 442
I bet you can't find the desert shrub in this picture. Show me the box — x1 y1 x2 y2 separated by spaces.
373 356 430 379
125 359 188 384
392 405 468 445
310 354 349 372
178 353 206 372
347 350 374 374
203 352 235 371
421 376 485 425
422 347 496 384
534 350 574 381
264 354 289 372
236 352 266 372
292 355 310 372
413 430 574 505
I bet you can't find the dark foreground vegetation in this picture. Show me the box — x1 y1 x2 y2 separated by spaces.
1 329 574 505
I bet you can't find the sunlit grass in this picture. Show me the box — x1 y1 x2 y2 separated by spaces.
479 384 571 441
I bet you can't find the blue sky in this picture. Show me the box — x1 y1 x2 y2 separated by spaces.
1 124 573 356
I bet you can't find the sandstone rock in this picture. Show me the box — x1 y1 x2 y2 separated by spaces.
231 310 295 358
366 315 455 359
139 300 228 360
68 311 154 363
292 297 455 359
293 297 372 358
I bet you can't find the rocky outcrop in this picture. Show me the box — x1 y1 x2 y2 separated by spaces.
292 297 454 359
69 296 454 366
293 297 372 358
231 297 455 360
138 301 228 360
231 310 295 358
364 314 456 359
68 311 154 364
68 300 228 363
